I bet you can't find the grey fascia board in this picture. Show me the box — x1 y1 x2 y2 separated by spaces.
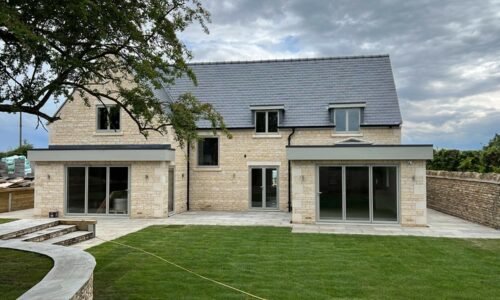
28 149 175 162
249 105 285 110
286 145 433 160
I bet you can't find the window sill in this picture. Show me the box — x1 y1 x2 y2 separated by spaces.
331 132 363 137
252 134 282 139
193 167 222 172
93 131 123 136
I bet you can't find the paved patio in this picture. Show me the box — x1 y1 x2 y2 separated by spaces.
292 209 500 239
1 208 498 250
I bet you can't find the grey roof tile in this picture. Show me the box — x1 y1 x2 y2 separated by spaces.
164 55 402 128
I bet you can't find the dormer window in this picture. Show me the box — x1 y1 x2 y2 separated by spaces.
334 108 360 132
255 111 278 133
329 103 365 133
97 105 120 131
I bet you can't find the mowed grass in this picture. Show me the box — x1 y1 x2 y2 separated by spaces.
0 249 53 299
0 218 17 224
88 226 500 300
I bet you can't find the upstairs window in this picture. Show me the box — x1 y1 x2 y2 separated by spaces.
97 105 120 131
255 111 278 133
198 137 219 166
334 108 360 132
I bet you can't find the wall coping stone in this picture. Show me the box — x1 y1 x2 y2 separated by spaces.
427 170 500 184
0 240 95 300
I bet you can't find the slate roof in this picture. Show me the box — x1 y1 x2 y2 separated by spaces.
163 54 402 128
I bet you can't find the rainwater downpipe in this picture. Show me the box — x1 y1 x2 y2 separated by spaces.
287 128 296 213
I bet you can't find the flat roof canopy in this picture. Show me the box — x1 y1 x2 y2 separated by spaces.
286 144 433 161
28 144 175 162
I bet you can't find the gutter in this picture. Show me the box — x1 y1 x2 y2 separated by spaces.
287 128 296 213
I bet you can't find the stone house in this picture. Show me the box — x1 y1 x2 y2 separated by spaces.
28 55 432 226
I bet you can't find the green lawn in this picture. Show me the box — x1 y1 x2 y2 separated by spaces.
88 226 500 299
0 249 53 299
0 218 17 224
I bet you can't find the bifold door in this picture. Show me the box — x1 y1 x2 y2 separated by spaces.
66 166 129 215
318 166 398 222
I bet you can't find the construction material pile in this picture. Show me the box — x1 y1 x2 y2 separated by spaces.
0 155 34 189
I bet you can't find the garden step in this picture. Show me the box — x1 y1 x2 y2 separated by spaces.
17 225 77 242
0 220 60 240
43 231 94 246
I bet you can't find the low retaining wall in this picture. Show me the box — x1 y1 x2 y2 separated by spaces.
0 187 34 212
427 170 500 229
0 240 96 300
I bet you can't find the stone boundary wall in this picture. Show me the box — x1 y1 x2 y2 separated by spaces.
0 187 34 213
0 240 96 300
427 170 500 229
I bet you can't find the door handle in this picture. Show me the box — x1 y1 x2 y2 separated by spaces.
318 191 322 194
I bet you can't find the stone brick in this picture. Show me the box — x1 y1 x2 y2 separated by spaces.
427 170 500 229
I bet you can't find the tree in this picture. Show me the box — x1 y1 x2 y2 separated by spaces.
482 134 500 173
0 0 230 147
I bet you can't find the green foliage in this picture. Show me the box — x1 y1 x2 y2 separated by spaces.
0 0 230 147
482 134 500 173
428 134 500 173
0 142 33 158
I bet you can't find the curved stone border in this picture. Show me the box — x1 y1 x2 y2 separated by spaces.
0 240 95 300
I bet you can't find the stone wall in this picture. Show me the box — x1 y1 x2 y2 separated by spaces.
0 187 34 212
291 160 427 226
427 170 500 229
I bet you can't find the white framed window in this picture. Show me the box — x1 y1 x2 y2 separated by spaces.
97 105 120 131
334 108 360 132
255 111 279 133
197 137 219 167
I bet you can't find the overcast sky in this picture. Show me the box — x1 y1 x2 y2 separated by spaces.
1 0 499 151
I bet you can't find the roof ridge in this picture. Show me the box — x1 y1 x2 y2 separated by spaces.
187 54 390 66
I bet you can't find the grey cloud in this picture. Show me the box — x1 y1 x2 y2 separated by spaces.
180 0 500 149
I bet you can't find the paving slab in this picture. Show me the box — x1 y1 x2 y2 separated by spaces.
292 210 500 238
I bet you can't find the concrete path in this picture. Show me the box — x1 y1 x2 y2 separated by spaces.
292 209 500 239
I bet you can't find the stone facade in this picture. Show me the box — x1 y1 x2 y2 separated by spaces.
33 161 172 218
187 127 402 212
427 170 500 229
291 160 427 226
33 95 430 225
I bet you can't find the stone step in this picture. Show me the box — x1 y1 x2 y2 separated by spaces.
43 231 94 246
17 225 77 242
0 220 60 240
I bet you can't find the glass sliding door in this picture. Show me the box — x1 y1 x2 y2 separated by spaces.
319 167 343 220
318 165 398 223
373 167 398 221
265 168 278 208
250 167 279 209
67 167 86 213
345 167 370 221
251 168 263 208
168 168 174 214
66 166 129 215
109 167 129 214
88 167 107 214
